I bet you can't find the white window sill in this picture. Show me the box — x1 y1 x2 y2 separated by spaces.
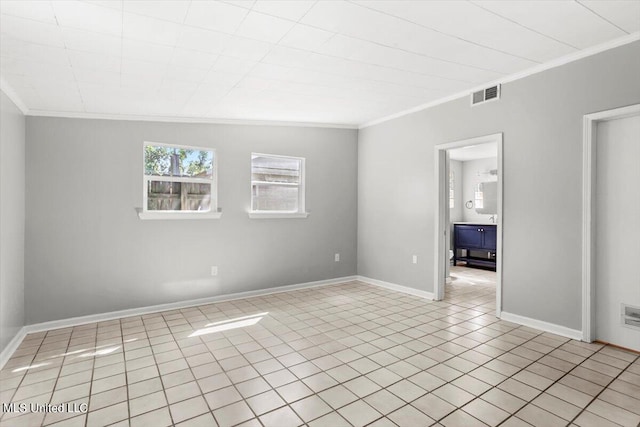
248 211 309 219
137 209 222 220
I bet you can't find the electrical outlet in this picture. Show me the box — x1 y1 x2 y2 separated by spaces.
335 253 340 262
412 255 418 264
211 266 218 276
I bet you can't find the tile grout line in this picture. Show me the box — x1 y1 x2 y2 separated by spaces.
145 316 178 427
168 304 262 427
566 350 639 426
310 280 528 426
11 282 476 426
1 280 512 426
0 340 40 421
120 317 136 427
422 300 562 425
491 336 639 426
441 276 632 425
3 279 638 427
425 277 599 426
0 332 48 424
492 337 597 427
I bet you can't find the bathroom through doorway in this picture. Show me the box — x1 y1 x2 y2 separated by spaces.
434 133 503 318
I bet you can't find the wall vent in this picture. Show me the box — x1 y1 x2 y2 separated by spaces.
622 304 640 329
471 84 501 106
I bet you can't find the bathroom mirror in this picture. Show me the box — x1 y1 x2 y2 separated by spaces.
475 181 497 214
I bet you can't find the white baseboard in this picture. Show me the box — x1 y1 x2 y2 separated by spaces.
357 276 435 300
0 327 27 371
500 311 583 341
0 275 357 369
24 275 358 335
1 276 585 370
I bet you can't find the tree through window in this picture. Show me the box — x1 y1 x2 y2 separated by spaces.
143 142 216 213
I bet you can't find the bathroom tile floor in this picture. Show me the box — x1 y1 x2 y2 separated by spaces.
1 275 638 426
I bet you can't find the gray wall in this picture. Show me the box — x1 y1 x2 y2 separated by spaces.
0 90 25 350
26 118 357 324
358 41 640 331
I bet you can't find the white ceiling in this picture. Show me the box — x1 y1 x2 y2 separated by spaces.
449 141 497 162
1 1 638 127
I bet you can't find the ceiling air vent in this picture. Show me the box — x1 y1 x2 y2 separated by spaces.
471 84 501 106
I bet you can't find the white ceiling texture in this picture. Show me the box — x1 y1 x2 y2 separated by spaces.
449 141 497 162
1 1 638 127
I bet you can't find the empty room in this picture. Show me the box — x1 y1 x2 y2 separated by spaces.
1 1 640 426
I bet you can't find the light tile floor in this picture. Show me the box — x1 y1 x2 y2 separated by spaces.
1 269 639 427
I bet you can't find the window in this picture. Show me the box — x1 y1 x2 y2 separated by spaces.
139 142 221 219
249 153 308 218
474 183 484 209
449 169 455 209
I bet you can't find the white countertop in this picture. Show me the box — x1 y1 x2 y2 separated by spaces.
453 222 497 226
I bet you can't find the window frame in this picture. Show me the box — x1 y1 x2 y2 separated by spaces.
449 169 455 209
474 183 484 210
138 141 221 220
248 152 309 219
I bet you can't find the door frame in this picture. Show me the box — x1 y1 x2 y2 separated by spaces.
434 133 503 318
581 103 640 342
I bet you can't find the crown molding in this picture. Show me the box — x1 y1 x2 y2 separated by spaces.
0 77 29 114
26 110 359 130
359 32 640 130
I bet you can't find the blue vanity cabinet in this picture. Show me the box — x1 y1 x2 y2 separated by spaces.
455 226 484 249
453 224 497 270
483 226 497 251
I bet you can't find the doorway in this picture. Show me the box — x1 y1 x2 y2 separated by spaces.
582 104 640 351
434 133 503 318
